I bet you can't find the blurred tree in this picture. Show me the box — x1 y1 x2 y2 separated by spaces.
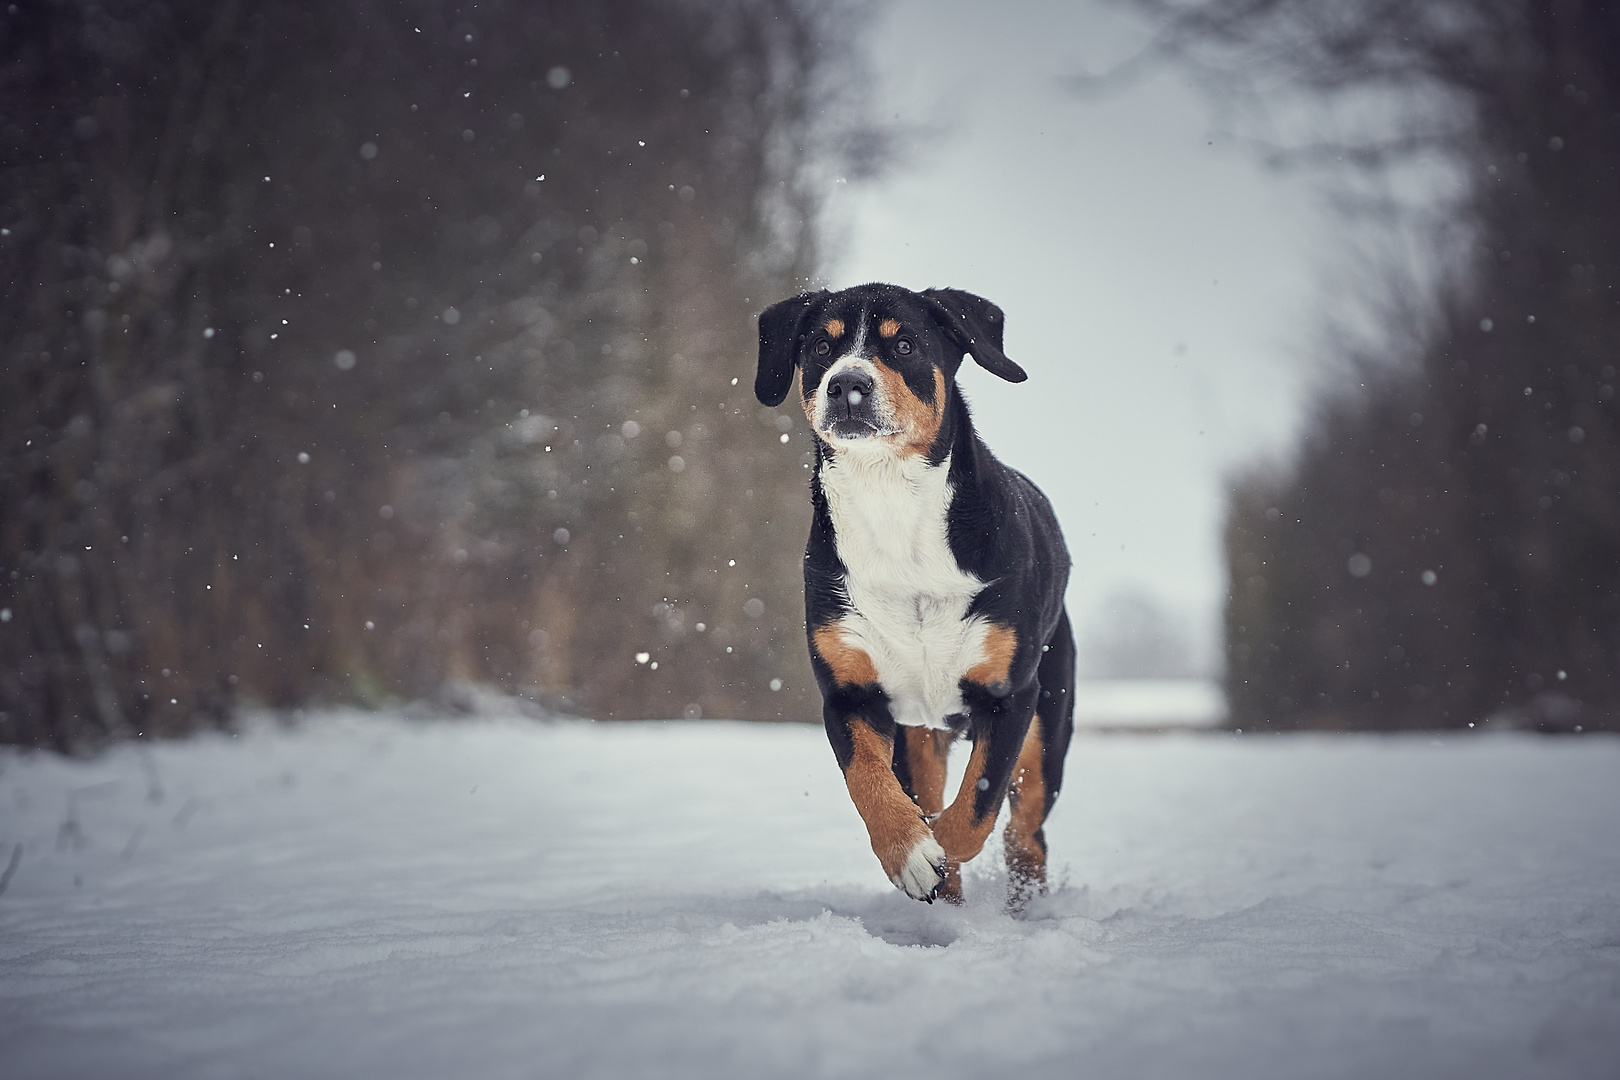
1118 0 1620 730
0 0 872 749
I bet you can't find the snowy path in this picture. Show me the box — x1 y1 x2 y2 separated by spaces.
2 715 1617 1079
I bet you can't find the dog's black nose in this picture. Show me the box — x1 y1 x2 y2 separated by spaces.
826 370 875 406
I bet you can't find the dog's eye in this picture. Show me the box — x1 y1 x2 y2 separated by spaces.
814 339 831 357
895 338 913 356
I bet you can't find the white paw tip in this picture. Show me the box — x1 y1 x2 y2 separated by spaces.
895 834 947 900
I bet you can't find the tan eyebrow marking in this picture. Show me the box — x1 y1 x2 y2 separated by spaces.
825 319 845 337
878 318 900 338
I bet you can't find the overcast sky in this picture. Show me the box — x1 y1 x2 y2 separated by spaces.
823 0 1353 672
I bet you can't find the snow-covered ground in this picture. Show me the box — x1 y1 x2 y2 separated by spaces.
2 713 1617 1080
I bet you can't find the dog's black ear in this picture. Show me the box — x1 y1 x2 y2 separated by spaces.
922 288 1028 383
756 291 825 405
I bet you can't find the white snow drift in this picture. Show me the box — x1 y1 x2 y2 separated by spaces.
2 713 1617 1079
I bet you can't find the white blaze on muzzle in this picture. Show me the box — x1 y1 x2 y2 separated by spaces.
813 319 901 441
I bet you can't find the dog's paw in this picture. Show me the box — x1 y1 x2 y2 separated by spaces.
888 833 947 902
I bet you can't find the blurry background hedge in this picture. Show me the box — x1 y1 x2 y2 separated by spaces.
1 0 876 749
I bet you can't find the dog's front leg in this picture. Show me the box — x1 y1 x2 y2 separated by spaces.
826 708 946 901
930 686 1039 901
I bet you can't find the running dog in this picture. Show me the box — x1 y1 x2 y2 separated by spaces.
755 283 1074 905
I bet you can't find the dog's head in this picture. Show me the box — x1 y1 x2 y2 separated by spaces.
755 283 1027 457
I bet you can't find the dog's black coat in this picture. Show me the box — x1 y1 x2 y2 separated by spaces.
756 283 1075 903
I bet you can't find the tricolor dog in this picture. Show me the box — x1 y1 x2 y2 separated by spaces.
755 283 1074 906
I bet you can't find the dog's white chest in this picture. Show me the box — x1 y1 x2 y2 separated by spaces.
821 451 989 730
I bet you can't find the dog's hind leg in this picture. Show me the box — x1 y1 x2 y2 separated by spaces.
1004 609 1076 909
892 727 950 817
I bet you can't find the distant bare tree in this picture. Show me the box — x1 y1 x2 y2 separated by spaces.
1111 0 1620 730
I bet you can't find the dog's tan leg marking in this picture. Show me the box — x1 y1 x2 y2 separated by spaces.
875 365 946 458
845 719 944 898
931 734 997 866
1004 723 1048 903
964 624 1018 693
930 623 1020 901
903 727 950 816
936 860 964 904
813 621 879 686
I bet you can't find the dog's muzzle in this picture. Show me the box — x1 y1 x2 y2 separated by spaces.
823 369 880 437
